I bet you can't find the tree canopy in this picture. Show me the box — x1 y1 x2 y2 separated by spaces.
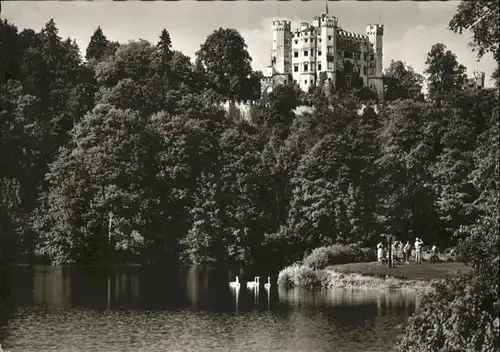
0 12 498 350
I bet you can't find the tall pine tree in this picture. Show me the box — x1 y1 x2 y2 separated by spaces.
156 29 172 61
86 26 110 61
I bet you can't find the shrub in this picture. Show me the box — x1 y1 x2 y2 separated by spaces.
395 273 499 352
277 264 299 288
302 246 332 269
302 244 372 269
295 265 326 288
277 264 330 288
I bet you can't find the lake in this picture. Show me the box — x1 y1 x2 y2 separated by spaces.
0 266 420 352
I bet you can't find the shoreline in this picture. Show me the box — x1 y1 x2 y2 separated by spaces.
321 269 433 292
277 262 471 292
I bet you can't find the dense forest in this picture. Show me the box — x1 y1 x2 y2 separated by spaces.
0 3 497 271
0 1 498 350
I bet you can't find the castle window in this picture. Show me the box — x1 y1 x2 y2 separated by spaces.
363 53 368 61
328 35 332 41
304 63 309 72
305 80 308 84
319 38 322 43
294 51 299 58
318 63 322 71
294 64 299 72
318 50 322 56
305 39 308 43
363 66 367 75
284 80 287 85
304 50 309 56
295 40 298 44
370 54 374 61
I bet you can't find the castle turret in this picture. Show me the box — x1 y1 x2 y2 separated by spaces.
272 20 292 74
473 70 485 88
366 24 384 100
319 14 338 90
366 24 383 76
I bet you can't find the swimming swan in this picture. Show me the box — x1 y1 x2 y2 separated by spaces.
229 277 241 288
246 276 260 288
264 276 271 289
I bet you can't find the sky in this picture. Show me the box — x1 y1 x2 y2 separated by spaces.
3 0 497 88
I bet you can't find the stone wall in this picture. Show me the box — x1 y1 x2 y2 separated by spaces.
220 99 314 123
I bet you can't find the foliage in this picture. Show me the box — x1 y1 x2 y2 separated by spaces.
156 29 173 61
302 244 372 269
424 43 467 103
0 16 498 298
277 263 300 288
394 5 500 348
277 264 328 289
195 27 260 100
86 26 114 61
449 0 500 84
383 60 424 101
395 272 499 352
1 12 498 352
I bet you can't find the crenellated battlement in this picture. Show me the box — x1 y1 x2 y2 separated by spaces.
366 24 384 36
320 15 338 28
219 99 257 106
272 20 292 31
338 30 369 42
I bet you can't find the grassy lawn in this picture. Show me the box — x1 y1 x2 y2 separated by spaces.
325 261 472 281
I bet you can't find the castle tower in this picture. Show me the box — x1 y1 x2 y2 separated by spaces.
473 70 485 88
272 20 292 74
319 14 337 90
290 14 337 93
366 24 384 100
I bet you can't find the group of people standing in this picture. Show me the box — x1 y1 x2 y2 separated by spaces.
377 238 425 264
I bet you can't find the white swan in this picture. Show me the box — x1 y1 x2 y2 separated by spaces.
229 276 240 288
264 276 271 289
246 276 260 288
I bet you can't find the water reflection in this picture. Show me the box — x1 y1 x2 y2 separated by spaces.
33 266 72 309
229 286 240 312
0 266 420 352
278 287 420 310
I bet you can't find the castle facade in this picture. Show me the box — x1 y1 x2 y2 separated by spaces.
261 10 385 99
464 70 486 90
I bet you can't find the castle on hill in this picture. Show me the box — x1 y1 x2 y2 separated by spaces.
465 70 486 90
261 6 385 99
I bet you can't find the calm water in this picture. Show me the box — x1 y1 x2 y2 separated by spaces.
0 266 420 352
